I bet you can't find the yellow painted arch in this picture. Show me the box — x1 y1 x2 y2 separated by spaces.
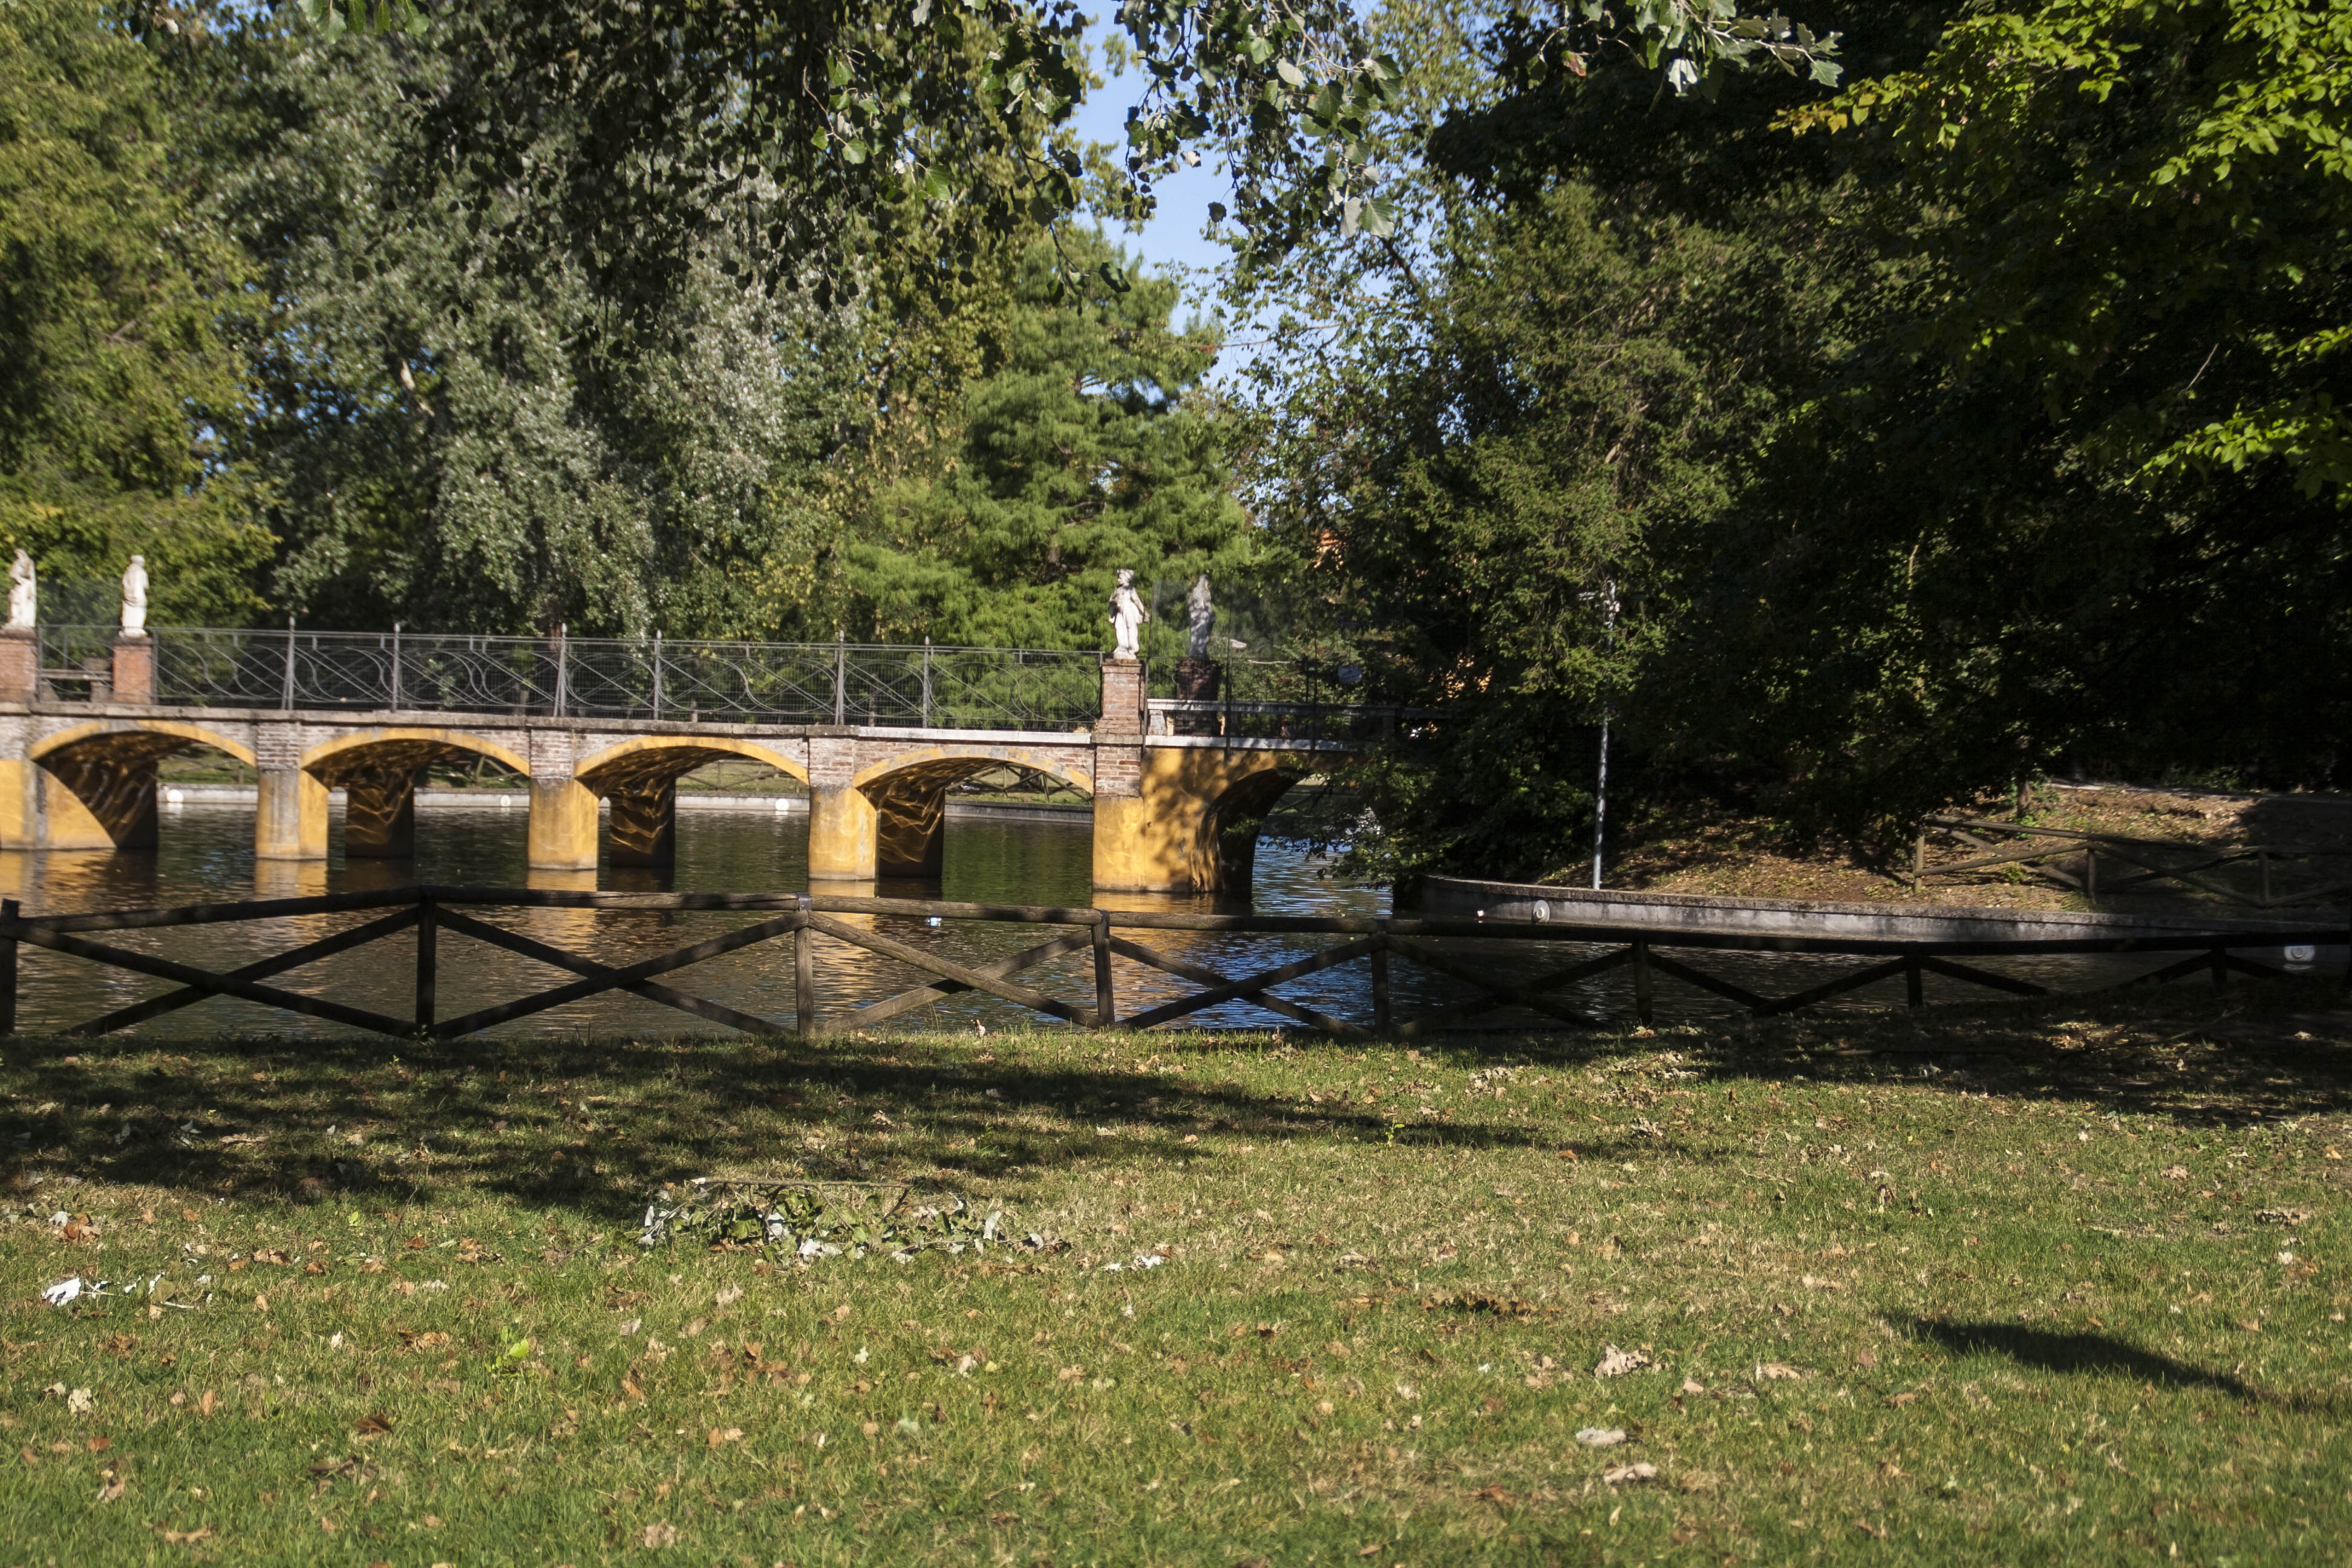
301 727 531 779
30 719 258 768
851 745 1094 797
572 734 811 791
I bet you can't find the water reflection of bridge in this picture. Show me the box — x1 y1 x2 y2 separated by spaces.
0 627 1391 894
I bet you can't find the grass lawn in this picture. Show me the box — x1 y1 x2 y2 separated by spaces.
2 982 2349 1566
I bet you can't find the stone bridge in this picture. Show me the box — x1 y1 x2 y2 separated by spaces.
0 657 1345 893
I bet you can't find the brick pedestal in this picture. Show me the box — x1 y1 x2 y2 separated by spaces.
1173 657 1221 736
1098 658 1145 739
0 629 32 703
111 634 153 705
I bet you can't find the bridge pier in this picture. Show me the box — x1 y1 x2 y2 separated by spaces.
341 763 417 859
255 765 328 860
605 777 676 867
806 734 875 881
528 777 600 871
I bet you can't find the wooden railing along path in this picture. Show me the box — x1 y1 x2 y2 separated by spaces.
1918 815 2352 910
0 887 2339 1040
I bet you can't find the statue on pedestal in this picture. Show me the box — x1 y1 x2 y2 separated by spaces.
6 550 33 632
1109 569 1149 661
1184 573 1214 659
119 555 148 637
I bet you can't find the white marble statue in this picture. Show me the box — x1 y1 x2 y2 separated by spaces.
1184 573 1214 660
5 550 31 632
119 554 148 637
1109 569 1149 661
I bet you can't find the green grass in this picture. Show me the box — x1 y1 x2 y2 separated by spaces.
2 983 2350 1565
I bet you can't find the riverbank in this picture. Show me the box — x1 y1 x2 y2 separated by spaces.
1554 780 2352 918
5 981 2346 1564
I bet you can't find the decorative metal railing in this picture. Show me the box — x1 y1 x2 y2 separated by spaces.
37 626 1108 730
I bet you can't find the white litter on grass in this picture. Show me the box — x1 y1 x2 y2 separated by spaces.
1103 1252 1165 1273
1575 1428 1628 1446
41 1277 82 1307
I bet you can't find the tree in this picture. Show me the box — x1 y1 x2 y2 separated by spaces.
191 8 884 636
1684 0 2352 830
0 0 271 622
841 235 1252 650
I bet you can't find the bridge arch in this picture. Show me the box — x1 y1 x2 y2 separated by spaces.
301 727 530 781
851 745 1094 880
299 728 533 860
573 737 812 868
19 720 260 851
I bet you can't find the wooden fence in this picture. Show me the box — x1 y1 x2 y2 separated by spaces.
1917 815 2352 910
0 886 2341 1041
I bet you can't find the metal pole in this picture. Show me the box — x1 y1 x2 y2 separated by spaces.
921 637 932 728
281 614 296 711
1589 579 1618 891
554 622 567 717
833 632 846 726
652 630 662 720
391 621 402 711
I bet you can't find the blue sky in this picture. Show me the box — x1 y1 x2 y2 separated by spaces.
1067 28 1229 326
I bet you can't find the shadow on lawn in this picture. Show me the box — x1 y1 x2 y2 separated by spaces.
1669 977 2352 1130
0 1030 1559 1224
1901 1317 2331 1411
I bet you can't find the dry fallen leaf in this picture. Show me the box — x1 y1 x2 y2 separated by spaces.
638 1521 677 1548
707 1428 743 1448
1756 1362 1805 1381
353 1413 393 1437
153 1527 212 1545
1594 1346 1654 1379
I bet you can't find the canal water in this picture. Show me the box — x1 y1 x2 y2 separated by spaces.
0 803 2281 1038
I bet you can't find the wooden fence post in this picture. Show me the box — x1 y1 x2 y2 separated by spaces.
1371 922 1392 1033
0 898 18 1037
2085 848 2097 905
795 893 815 1036
1093 910 1116 1028
413 891 437 1034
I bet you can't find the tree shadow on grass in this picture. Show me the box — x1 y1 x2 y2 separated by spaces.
1900 1316 2331 1411
0 1028 1563 1226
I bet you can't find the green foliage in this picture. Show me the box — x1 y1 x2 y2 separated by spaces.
0 0 270 623
841 237 1252 650
1797 0 2352 498
1690 0 2352 836
191 7 876 636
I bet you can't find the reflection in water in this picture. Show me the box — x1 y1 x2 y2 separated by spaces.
0 803 2218 1038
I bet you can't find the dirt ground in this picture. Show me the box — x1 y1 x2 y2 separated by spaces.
1581 781 2352 917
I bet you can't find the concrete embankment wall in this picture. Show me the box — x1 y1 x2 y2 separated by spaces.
1414 873 2337 947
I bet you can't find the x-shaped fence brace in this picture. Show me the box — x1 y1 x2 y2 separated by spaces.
0 887 2340 1040
1919 815 2352 910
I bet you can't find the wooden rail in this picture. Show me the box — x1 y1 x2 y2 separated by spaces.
1916 816 2352 909
0 887 2339 1040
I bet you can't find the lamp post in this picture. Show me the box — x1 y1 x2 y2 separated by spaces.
1582 580 1619 891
